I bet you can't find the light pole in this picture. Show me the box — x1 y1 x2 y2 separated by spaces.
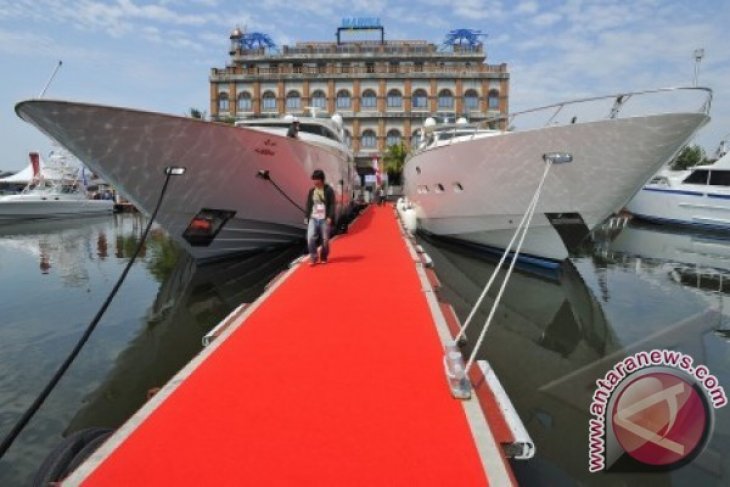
693 48 705 86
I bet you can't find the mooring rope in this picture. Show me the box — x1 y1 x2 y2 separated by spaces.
0 168 181 459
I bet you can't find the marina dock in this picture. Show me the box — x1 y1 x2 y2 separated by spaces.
63 205 522 485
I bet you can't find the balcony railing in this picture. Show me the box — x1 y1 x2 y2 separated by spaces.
211 62 507 77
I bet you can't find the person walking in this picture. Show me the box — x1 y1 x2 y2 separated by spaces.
287 118 300 138
305 169 335 265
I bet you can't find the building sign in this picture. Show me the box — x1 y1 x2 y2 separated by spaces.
340 17 381 30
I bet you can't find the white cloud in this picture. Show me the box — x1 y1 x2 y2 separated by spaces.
516 1 539 15
531 12 562 27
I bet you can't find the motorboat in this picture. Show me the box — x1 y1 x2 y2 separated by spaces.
0 152 113 223
627 148 730 229
15 100 356 262
403 87 712 267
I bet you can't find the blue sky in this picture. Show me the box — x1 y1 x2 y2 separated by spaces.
1 0 728 171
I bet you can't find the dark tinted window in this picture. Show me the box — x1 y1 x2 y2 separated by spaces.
683 170 709 185
709 170 730 186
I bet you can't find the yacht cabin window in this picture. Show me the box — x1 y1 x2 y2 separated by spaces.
683 170 709 185
709 170 730 186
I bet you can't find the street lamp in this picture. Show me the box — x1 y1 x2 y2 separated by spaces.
693 48 705 87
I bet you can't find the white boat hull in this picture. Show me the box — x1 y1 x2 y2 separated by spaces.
16 100 354 261
0 196 113 223
627 186 730 229
404 113 709 263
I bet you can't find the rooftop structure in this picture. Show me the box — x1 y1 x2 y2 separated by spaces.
210 21 510 171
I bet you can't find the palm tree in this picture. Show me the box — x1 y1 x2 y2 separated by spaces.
383 142 408 185
188 108 206 120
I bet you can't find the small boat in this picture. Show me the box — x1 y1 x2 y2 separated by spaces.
403 87 712 267
627 147 730 230
0 152 113 223
15 101 356 262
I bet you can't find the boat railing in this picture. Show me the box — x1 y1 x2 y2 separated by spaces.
481 86 712 133
410 86 713 156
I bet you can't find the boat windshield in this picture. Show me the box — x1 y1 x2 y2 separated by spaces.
243 122 341 143
683 169 709 185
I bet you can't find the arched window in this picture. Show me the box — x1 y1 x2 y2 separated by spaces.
386 129 402 147
464 89 479 111
237 92 252 111
411 129 421 147
361 129 377 148
286 90 300 111
310 90 326 109
361 90 377 109
336 89 351 110
262 91 276 111
412 89 428 109
387 89 402 108
438 89 453 109
488 89 500 110
218 92 229 112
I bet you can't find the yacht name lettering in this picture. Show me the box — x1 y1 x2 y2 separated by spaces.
255 147 276 156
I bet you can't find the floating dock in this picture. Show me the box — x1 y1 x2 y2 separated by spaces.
64 205 527 486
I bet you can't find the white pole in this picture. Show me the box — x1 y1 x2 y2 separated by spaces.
38 60 63 99
693 48 704 87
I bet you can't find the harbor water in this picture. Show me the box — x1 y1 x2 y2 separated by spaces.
0 214 729 485
0 214 301 485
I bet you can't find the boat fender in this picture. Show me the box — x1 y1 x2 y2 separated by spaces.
402 208 417 234
32 427 114 486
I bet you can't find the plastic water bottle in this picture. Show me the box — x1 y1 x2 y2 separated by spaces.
444 344 471 399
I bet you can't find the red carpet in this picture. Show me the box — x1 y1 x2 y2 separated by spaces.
81 206 489 486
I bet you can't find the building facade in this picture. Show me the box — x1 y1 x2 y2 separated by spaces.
209 24 510 170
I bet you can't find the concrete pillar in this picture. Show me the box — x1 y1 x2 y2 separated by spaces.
378 80 386 112
327 79 335 114
430 79 438 113
277 80 285 115
353 79 361 113
210 82 218 118
404 79 412 113
378 118 386 152
455 79 463 115
481 79 489 113
302 80 310 112
352 119 361 153
229 82 237 117
253 81 261 115
404 118 412 150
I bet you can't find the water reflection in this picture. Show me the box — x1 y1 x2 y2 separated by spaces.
64 245 302 434
420 224 729 486
0 214 301 485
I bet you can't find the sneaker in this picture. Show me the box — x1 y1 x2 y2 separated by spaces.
321 259 328 265
309 260 317 266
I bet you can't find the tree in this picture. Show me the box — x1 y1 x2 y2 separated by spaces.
383 142 408 185
188 108 206 120
671 144 707 170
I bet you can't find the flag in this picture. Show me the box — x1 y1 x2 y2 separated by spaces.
373 156 382 186
29 152 40 182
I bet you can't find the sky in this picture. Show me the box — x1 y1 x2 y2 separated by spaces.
1 0 728 171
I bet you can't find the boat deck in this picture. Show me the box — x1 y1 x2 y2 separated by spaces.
65 205 517 486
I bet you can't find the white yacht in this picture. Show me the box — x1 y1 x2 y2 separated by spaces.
627 150 730 230
15 100 356 261
403 87 712 267
0 152 113 223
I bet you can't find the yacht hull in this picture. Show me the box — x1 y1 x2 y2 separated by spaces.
0 198 113 223
16 100 353 261
404 113 709 262
627 187 730 230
